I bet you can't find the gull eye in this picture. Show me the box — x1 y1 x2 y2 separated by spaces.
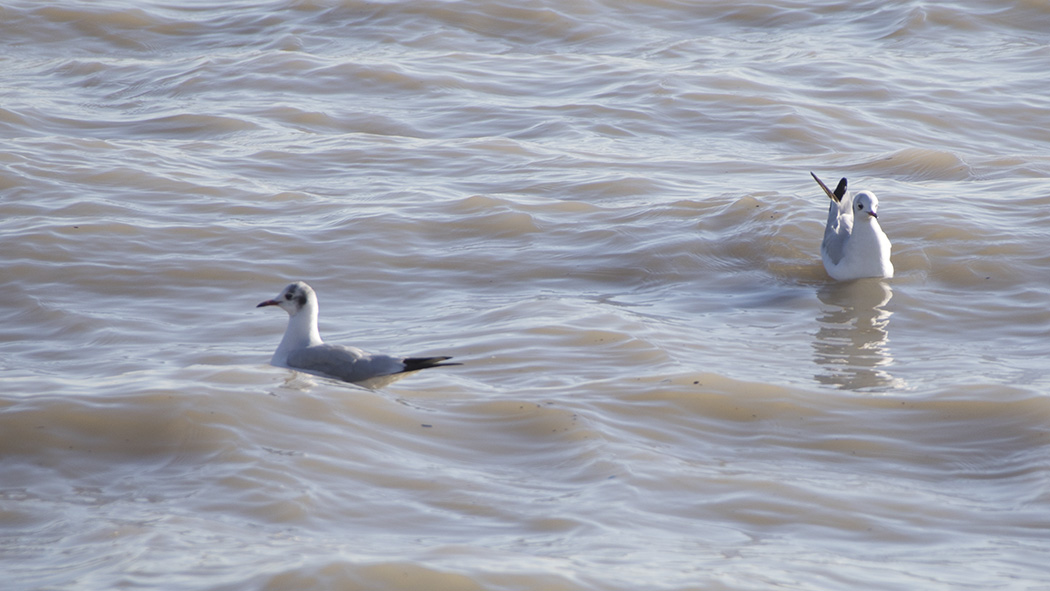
857 203 865 210
285 293 293 300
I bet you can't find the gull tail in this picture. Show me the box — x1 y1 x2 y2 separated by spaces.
402 356 462 372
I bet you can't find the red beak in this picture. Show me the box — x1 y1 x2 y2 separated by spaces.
257 299 278 308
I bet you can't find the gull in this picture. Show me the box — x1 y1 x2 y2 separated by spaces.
811 172 894 281
257 281 459 387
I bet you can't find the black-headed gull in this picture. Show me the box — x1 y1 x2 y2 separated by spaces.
811 172 894 281
258 281 459 386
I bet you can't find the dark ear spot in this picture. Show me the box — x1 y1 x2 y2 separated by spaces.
834 178 848 201
295 293 307 307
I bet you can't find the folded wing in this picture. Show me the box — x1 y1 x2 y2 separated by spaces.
287 345 460 383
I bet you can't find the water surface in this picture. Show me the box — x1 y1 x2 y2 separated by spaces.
2 1 1049 589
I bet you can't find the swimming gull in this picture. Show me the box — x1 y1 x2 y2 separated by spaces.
258 281 459 386
812 172 894 281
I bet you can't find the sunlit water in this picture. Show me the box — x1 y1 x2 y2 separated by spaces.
2 1 1049 589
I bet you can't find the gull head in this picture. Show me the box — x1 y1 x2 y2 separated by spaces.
853 191 879 220
257 281 315 316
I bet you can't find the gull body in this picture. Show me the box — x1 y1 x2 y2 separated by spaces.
812 173 894 281
257 281 458 387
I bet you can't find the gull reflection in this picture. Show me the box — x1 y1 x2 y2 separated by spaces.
813 279 904 391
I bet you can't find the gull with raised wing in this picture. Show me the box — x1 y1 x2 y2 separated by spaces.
258 281 459 387
811 172 894 281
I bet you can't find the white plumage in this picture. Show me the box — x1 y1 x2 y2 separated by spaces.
812 172 894 281
258 281 458 387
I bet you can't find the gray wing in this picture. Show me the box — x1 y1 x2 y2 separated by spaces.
821 199 852 266
286 344 405 383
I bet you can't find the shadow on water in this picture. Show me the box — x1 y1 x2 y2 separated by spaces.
813 279 905 392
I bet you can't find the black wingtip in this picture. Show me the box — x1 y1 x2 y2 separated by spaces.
834 178 848 201
402 356 462 372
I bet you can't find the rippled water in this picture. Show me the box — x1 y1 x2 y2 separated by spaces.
3 1 1050 589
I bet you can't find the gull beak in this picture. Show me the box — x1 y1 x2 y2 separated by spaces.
811 172 847 203
257 299 278 308
868 211 878 219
